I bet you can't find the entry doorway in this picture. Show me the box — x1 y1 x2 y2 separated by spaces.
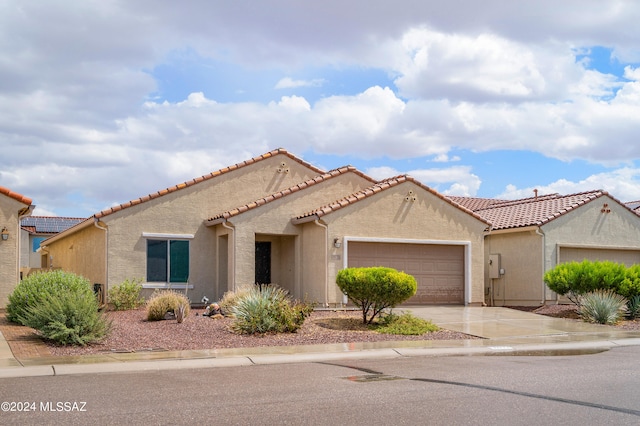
255 241 271 288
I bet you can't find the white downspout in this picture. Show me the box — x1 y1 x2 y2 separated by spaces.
221 221 236 292
94 218 108 304
17 206 34 282
314 219 329 308
535 227 546 305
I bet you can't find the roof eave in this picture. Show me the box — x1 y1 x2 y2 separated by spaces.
291 214 320 225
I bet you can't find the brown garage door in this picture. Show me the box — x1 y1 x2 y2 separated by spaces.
347 241 465 305
559 247 640 266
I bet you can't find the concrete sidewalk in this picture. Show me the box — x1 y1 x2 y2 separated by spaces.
2 307 640 378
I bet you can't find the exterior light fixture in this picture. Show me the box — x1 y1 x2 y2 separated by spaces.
333 238 341 248
1 227 8 241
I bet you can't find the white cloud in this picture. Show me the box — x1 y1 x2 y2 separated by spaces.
366 165 481 196
274 77 324 89
2 1 640 216
497 168 640 202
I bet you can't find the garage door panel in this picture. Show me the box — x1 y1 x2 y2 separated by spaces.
347 241 464 305
559 247 640 266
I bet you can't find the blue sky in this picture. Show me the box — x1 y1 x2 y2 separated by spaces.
1 1 640 217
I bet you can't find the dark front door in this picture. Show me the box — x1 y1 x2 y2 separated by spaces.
255 241 271 288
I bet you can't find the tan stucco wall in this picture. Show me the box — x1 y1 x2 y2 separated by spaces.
484 196 640 306
484 229 544 306
44 153 322 303
541 195 640 301
43 222 106 286
0 198 27 305
320 182 487 306
214 171 374 303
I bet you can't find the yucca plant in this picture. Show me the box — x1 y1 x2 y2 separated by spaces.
578 290 627 325
230 285 312 334
626 295 640 320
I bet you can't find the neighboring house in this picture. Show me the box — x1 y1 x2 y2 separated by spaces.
41 149 489 307
19 216 86 276
450 191 640 306
0 186 33 305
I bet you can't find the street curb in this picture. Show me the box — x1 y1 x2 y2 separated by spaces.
3 338 640 379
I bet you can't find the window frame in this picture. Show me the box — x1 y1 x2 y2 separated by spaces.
142 233 194 289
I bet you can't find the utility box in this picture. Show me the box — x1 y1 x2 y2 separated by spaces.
489 254 502 279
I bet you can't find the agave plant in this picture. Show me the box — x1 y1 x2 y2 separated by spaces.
626 295 640 320
230 285 312 334
578 290 627 325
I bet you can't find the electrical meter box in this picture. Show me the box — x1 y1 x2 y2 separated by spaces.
489 254 502 279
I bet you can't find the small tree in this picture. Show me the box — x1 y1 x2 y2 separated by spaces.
336 267 417 324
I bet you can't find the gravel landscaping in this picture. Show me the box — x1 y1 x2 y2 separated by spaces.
46 309 477 356
31 304 640 357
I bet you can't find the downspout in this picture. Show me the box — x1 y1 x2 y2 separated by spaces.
221 220 236 292
17 205 34 282
313 219 329 308
484 226 493 307
94 218 108 293
535 227 546 305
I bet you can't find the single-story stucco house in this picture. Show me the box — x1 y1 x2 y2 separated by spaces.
450 190 640 306
20 216 85 278
41 149 489 307
0 186 33 305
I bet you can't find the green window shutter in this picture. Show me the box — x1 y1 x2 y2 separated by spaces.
169 240 189 283
147 240 168 282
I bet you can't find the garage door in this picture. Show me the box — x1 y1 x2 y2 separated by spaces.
347 241 465 305
559 247 640 266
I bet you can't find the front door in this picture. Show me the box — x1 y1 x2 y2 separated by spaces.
255 241 271 288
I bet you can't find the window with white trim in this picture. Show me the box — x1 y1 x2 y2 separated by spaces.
146 239 190 283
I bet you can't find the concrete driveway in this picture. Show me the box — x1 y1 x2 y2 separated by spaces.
403 306 639 342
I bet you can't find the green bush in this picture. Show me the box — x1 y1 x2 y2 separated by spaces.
108 278 144 311
374 312 439 335
7 270 96 325
620 264 640 299
7 270 110 345
544 260 627 305
230 285 313 334
18 288 111 345
578 290 627 325
146 290 191 321
336 267 417 324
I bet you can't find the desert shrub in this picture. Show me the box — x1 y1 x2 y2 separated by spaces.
374 312 439 335
578 290 627 325
626 295 640 320
230 285 313 334
18 288 111 346
7 270 95 325
146 290 191 321
336 267 417 324
108 278 144 311
544 260 627 305
219 283 254 316
620 264 640 299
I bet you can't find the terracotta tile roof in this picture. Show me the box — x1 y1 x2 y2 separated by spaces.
625 200 640 212
206 166 375 224
474 190 613 230
95 148 324 219
293 175 490 225
0 186 32 206
447 196 509 211
21 216 86 234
